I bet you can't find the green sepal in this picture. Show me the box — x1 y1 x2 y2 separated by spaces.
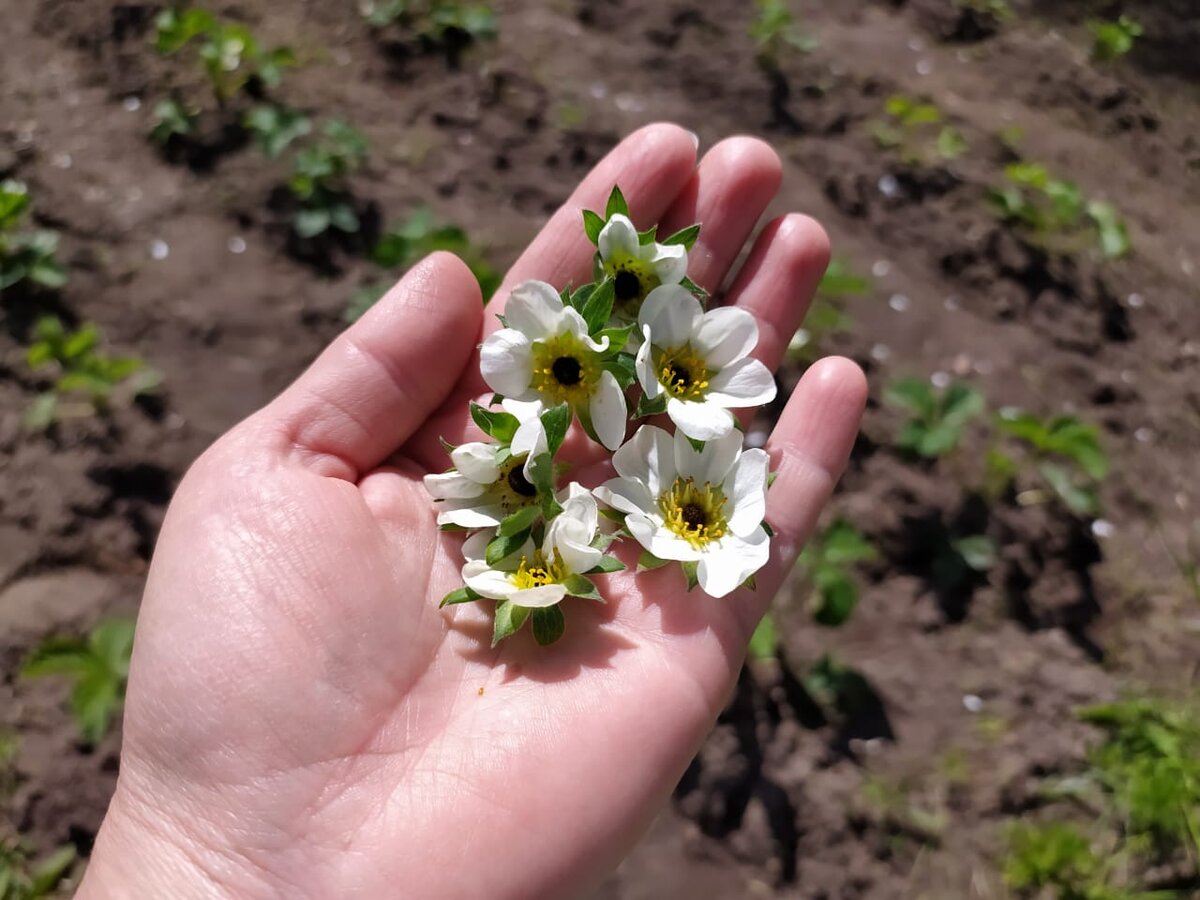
635 392 669 419
531 606 566 645
492 600 530 646
637 226 657 245
598 506 627 524
637 550 669 572
686 435 706 453
605 185 629 219
599 323 636 354
682 560 700 592
440 586 482 607
540 403 572 457
662 223 701 250
582 209 605 244
574 404 602 446
563 574 603 601
767 471 779 488
470 402 519 443
498 505 540 537
603 352 638 390
494 445 513 467
585 556 626 575
438 522 470 532
761 521 775 538
490 393 504 406
487 529 530 566
680 275 708 301
741 573 758 591
496 313 509 328
527 453 564 519
579 278 615 335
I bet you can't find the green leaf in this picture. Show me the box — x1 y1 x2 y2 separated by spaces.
603 352 637 390
29 845 76 895
89 619 134 673
637 226 657 245
539 403 572 457
1039 462 1098 517
747 614 778 661
22 638 92 678
605 185 629 219
72 672 119 745
469 402 519 443
686 435 706 454
680 275 708 300
491 600 530 646
883 377 936 417
585 556 626 575
486 529 530 566
582 209 605 244
820 520 878 566
953 535 997 572
23 392 58 431
812 570 858 626
293 208 331 238
440 586 482 607
563 574 603 601
681 560 700 592
637 550 669 572
579 278 615 334
661 223 701 250
599 323 635 354
498 505 540 537
635 392 668 419
531 606 566 645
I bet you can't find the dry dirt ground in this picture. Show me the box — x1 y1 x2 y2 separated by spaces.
1 0 1198 897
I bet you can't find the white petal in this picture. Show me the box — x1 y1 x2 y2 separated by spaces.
648 242 688 285
667 397 736 442
504 280 566 340
612 425 676 495
696 529 770 599
461 531 491 562
510 584 567 609
635 325 661 398
501 397 544 423
511 415 548 463
706 358 777 408
674 427 742 485
480 329 534 397
560 307 610 354
594 477 656 516
693 307 759 368
638 284 701 349
558 488 599 538
438 503 505 529
424 472 486 501
462 560 518 600
590 370 628 451
626 513 703 562
547 517 602 575
598 213 640 261
450 442 500 484
724 448 769 536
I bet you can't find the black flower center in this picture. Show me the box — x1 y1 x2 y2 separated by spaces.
666 361 692 389
551 356 583 386
681 503 707 530
614 270 641 301
507 466 538 497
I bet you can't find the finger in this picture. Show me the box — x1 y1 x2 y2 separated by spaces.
261 253 484 481
724 213 831 373
655 136 782 295
734 356 867 637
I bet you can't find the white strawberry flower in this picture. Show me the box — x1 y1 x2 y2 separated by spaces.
634 285 776 442
480 280 627 450
598 213 688 316
422 400 548 529
460 485 603 608
594 425 771 598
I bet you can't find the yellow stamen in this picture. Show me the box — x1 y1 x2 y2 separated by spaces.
529 332 601 408
655 345 712 402
605 254 658 313
659 477 729 549
511 551 564 590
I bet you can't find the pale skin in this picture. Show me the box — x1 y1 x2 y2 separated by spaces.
77 124 867 899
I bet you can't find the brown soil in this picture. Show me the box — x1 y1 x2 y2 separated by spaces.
2 0 1198 896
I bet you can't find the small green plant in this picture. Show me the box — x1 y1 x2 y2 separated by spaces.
787 258 869 364
244 104 312 159
149 96 198 146
750 0 818 62
884 377 985 459
955 0 1013 23
348 207 501 321
0 836 75 900
747 613 779 661
989 163 1131 259
362 0 498 48
0 180 68 293
1088 15 1143 62
23 317 159 430
989 410 1108 516
871 95 969 164
288 120 369 238
23 619 135 746
154 8 296 104
799 519 878 626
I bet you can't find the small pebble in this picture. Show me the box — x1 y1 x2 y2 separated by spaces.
956 49 971 64
1134 427 1154 443
1176 493 1189 511
870 343 891 362
872 259 892 278
1092 519 1115 539
149 239 169 261
908 37 925 52
916 59 933 76
51 153 71 169
614 93 645 113
962 694 983 713
589 82 607 100
877 174 900 198
334 49 352 67
1120 369 1136 385
457 132 474 147
228 236 247 254
888 293 910 312
1126 292 1145 308
931 371 951 388
123 96 141 112
1182 258 1195 277
944 295 960 311
973 359 994 375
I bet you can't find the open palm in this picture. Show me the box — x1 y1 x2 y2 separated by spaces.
79 125 866 900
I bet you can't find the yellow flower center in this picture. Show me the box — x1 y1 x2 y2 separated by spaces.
659 477 729 549
491 457 539 515
604 254 658 314
511 550 564 590
655 345 712 401
530 332 601 408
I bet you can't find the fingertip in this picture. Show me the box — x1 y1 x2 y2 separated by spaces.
706 135 783 193
774 213 831 275
804 355 868 410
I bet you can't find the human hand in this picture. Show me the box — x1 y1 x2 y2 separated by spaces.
78 124 866 900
